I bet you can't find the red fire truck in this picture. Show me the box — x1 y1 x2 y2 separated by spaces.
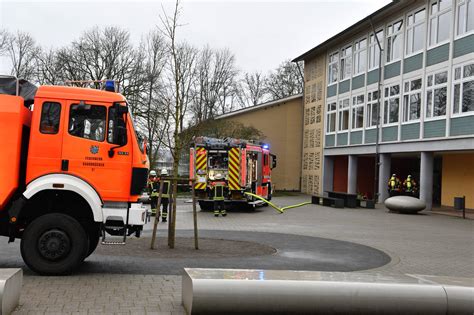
0 77 149 275
189 137 277 210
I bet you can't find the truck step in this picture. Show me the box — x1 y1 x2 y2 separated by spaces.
101 240 126 245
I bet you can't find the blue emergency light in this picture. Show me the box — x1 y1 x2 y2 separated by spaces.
262 144 269 149
105 80 116 92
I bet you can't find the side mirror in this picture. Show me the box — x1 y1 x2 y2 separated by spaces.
271 154 277 169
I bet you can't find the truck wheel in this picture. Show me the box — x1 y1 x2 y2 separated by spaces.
85 226 101 259
20 213 89 275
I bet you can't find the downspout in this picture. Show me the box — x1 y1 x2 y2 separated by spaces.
369 18 383 203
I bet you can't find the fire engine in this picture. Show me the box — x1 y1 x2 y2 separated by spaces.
0 76 149 275
189 137 277 210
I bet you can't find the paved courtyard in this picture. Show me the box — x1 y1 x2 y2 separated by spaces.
2 194 473 314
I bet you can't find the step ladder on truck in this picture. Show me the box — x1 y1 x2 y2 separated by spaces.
189 136 277 211
0 76 149 275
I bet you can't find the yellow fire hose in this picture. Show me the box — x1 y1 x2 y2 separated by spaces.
244 192 311 213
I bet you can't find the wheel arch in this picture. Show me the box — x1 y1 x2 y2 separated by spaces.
23 174 103 222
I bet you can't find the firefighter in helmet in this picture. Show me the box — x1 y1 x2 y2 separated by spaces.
159 168 171 223
403 175 417 196
147 170 159 216
212 173 226 217
387 173 401 197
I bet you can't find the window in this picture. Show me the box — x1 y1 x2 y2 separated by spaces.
453 62 474 115
429 0 452 46
457 0 474 36
69 104 106 141
340 45 352 80
328 52 339 84
353 38 367 75
384 84 400 124
108 105 128 145
406 8 426 55
366 90 380 128
403 78 422 122
386 19 404 63
338 98 350 131
326 102 337 133
369 30 384 70
426 70 448 118
352 94 365 129
40 102 61 134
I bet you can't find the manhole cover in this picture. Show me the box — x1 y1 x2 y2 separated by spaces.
94 237 277 259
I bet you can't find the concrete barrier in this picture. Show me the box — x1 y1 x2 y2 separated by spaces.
0 269 22 315
182 268 474 314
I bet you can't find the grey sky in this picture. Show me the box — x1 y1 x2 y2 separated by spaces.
0 0 391 74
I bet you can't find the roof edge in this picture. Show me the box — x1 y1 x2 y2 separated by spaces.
215 94 303 120
292 0 399 62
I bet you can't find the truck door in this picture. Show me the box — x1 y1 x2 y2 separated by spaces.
61 101 132 201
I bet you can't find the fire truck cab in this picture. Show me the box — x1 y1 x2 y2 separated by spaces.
0 77 149 275
189 137 276 210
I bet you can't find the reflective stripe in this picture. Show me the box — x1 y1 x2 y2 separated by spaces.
214 184 225 201
228 148 240 190
195 147 207 190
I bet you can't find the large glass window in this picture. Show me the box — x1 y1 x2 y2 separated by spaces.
40 102 61 134
406 8 426 55
328 52 339 84
453 62 474 114
338 98 350 131
426 70 448 118
353 38 367 75
457 0 474 36
386 19 404 63
369 30 384 70
403 78 422 122
352 94 365 129
69 104 106 141
326 102 337 133
384 84 400 124
340 45 352 80
366 90 380 128
429 0 452 46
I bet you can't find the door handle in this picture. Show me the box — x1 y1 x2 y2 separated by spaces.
61 159 69 171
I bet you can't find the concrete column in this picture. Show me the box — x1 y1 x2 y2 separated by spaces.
378 153 391 203
323 156 334 194
347 155 358 194
420 152 434 210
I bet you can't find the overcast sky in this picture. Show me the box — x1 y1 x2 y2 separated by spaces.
0 0 391 74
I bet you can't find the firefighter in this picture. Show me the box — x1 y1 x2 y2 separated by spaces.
403 175 417 196
387 174 401 197
148 170 159 216
212 173 226 217
159 168 171 223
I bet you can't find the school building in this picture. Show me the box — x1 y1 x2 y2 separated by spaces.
293 0 474 209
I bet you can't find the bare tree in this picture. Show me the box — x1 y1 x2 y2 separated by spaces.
190 46 238 123
35 48 64 85
237 71 268 107
133 30 169 169
265 59 304 100
5 31 39 80
0 29 9 54
160 0 198 248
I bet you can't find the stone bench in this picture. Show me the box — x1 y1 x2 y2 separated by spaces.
0 269 22 315
182 268 474 314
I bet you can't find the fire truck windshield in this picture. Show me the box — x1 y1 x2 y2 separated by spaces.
208 151 228 180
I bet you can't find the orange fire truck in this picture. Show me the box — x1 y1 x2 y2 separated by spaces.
189 137 277 210
0 76 149 275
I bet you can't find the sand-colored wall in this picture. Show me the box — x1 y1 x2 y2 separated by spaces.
301 53 326 195
441 153 474 209
220 97 303 191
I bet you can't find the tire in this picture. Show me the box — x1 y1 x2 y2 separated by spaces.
85 226 101 259
20 213 89 275
198 200 214 211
